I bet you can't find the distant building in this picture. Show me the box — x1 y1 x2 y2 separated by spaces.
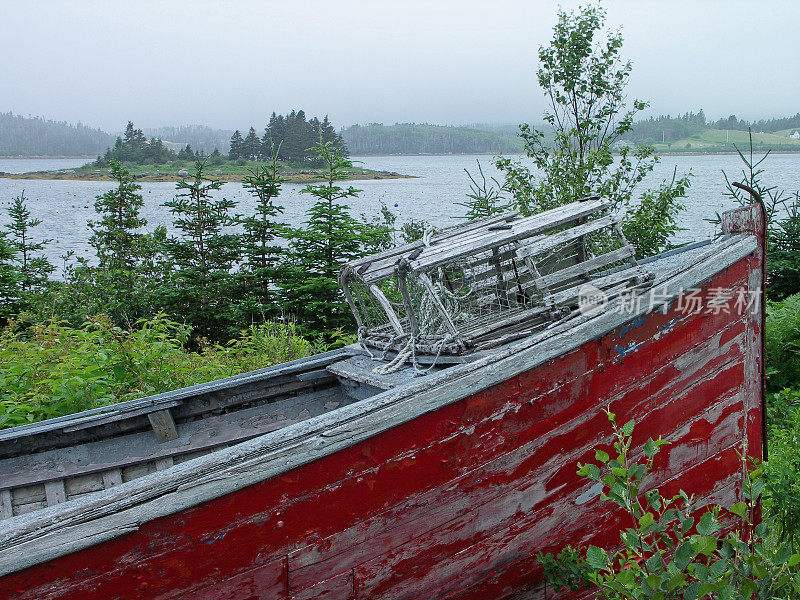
790 130 800 139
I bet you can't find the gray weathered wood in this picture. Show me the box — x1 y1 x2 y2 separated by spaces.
0 490 12 520
44 481 66 507
536 245 636 289
155 457 174 471
102 470 123 490
148 409 179 443
359 202 608 284
0 387 350 491
406 210 612 276
368 284 404 335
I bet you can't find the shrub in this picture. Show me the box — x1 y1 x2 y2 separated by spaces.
765 294 800 392
0 314 321 429
538 410 800 599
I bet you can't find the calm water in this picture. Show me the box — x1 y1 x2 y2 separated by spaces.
1 154 799 268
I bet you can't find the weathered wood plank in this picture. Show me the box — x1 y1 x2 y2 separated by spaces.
147 409 178 443
536 244 636 288
101 470 123 490
44 481 66 507
0 387 350 491
407 214 614 275
361 201 609 283
368 284 404 336
0 490 12 520
154 457 174 471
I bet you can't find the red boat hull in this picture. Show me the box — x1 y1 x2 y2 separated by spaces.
2 247 763 599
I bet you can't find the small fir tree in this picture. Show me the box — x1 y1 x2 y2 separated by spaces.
0 230 21 323
237 142 287 322
162 160 240 340
229 130 244 159
6 191 53 294
282 140 385 338
243 127 260 161
89 161 147 273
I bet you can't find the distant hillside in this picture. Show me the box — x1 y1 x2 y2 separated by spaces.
142 125 234 155
341 123 524 155
625 110 800 152
0 112 114 157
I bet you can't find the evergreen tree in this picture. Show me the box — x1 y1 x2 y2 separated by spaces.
6 191 53 294
229 130 243 159
237 142 287 322
282 140 386 338
162 160 240 340
89 161 147 272
177 144 195 160
99 121 174 165
78 161 152 322
243 127 260 160
0 230 21 323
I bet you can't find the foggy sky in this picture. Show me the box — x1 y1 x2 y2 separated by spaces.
1 0 798 132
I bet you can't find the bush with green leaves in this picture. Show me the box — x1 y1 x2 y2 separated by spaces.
763 387 800 553
493 4 689 258
0 314 322 429
538 410 800 599
764 294 800 392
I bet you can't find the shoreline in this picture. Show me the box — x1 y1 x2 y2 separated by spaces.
0 170 417 183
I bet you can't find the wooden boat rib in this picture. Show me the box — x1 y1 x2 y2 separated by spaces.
0 199 765 600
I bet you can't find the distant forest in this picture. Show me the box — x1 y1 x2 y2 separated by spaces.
0 112 113 157
625 110 800 144
3 109 800 158
341 123 524 155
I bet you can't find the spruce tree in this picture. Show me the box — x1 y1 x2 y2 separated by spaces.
229 130 243 159
6 191 53 294
282 140 386 338
0 230 21 323
89 161 146 272
243 127 260 160
78 161 152 322
162 160 240 340
237 142 286 322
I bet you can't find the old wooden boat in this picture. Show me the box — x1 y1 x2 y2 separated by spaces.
0 196 765 600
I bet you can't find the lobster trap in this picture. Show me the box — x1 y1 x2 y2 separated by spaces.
340 198 654 356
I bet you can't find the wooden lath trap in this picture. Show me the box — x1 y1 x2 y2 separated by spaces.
340 198 655 356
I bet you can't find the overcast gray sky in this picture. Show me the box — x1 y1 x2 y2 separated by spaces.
1 0 798 132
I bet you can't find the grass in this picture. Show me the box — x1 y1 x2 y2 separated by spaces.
650 128 800 153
